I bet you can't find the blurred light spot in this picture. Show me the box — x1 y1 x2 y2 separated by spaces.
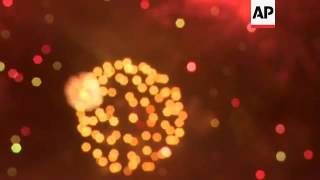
210 6 220 16
8 68 18 79
275 123 286 135
304 150 314 160
81 142 91 152
33 55 43 65
247 23 256 33
186 61 197 73
11 143 22 154
140 0 150 10
142 162 155 172
31 77 42 87
20 126 31 137
210 118 220 128
52 61 62 71
10 135 21 143
2 0 13 7
14 73 24 83
255 169 266 180
231 97 240 108
0 61 5 72
65 73 103 111
44 13 54 24
1 29 10 39
175 18 186 29
109 162 122 173
7 167 17 177
276 151 286 162
41 44 52 55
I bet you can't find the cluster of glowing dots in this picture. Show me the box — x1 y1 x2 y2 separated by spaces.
66 58 187 175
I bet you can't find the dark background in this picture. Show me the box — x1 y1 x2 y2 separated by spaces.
0 0 320 179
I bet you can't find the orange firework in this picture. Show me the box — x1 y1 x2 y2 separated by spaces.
65 58 188 175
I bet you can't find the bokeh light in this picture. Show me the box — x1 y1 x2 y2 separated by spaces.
14 73 24 83
247 23 256 33
65 73 103 111
231 97 240 108
33 55 43 65
44 13 55 24
2 0 13 8
0 61 5 72
31 77 42 87
275 123 286 135
20 126 31 137
67 58 187 174
140 0 150 10
8 68 18 79
11 143 22 154
7 167 17 177
52 61 62 71
10 135 21 143
276 151 287 162
186 61 197 73
41 44 52 55
210 118 220 128
304 150 314 160
0 29 10 39
175 18 186 29
255 169 266 180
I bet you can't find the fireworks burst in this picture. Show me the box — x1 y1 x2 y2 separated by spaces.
65 58 188 175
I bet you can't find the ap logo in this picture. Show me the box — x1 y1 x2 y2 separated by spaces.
251 0 275 28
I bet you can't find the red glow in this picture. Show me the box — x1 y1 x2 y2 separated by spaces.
231 97 240 108
8 68 18 79
304 150 314 160
41 44 52 55
186 61 197 73
20 126 31 137
33 55 43 64
140 0 150 10
247 23 256 33
14 73 24 83
2 0 13 7
255 170 266 180
275 123 286 135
